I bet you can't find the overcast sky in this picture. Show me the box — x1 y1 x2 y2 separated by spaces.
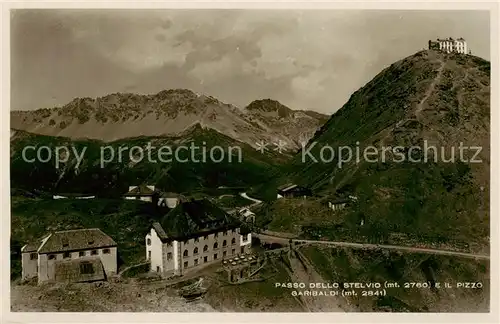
11 9 489 114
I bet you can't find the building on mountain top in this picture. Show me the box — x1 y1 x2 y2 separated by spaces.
145 199 252 277
21 228 117 284
276 183 313 199
428 37 468 54
123 185 158 202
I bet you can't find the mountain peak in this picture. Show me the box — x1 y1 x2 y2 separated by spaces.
245 99 293 118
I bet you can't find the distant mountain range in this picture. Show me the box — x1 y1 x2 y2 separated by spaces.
11 90 329 151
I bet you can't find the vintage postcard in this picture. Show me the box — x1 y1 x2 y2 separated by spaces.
3 1 498 323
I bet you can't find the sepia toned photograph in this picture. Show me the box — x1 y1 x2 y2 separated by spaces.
7 6 493 315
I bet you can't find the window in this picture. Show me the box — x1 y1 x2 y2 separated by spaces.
194 259 199 266
148 251 151 260
80 262 94 274
147 238 151 246
91 250 97 255
167 252 172 260
193 247 198 255
204 256 208 263
183 249 188 257
62 243 69 248
88 241 94 245
214 253 218 260
232 249 235 255
223 240 227 247
231 238 236 245
63 252 71 259
223 251 227 257
48 254 56 260
241 247 245 254
213 242 218 249
103 248 110 254
203 245 208 252
242 235 249 243
184 261 188 268
79 251 85 257
156 266 160 272
30 253 37 260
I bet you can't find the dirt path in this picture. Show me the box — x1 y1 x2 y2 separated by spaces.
285 249 350 312
255 233 490 260
415 59 446 120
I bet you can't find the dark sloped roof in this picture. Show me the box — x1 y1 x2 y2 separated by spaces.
38 228 117 254
156 199 241 241
21 234 51 253
152 222 169 241
124 185 156 196
277 183 295 191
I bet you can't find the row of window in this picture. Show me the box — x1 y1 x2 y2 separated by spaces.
182 247 245 268
182 239 238 257
47 248 111 260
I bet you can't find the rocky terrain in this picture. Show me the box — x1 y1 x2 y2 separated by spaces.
11 90 328 151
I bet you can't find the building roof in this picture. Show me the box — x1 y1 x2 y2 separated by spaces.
37 228 117 254
277 183 295 191
124 185 156 196
160 192 183 198
154 199 242 241
329 198 350 204
21 242 42 253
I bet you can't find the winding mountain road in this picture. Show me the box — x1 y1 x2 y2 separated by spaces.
255 233 490 260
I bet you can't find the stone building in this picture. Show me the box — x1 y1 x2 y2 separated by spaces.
157 192 185 209
21 228 118 284
145 199 252 277
428 37 468 54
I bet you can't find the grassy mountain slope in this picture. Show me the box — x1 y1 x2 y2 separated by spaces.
10 125 284 197
268 50 490 252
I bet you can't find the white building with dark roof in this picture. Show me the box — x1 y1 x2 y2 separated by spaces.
21 228 117 284
145 199 252 277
